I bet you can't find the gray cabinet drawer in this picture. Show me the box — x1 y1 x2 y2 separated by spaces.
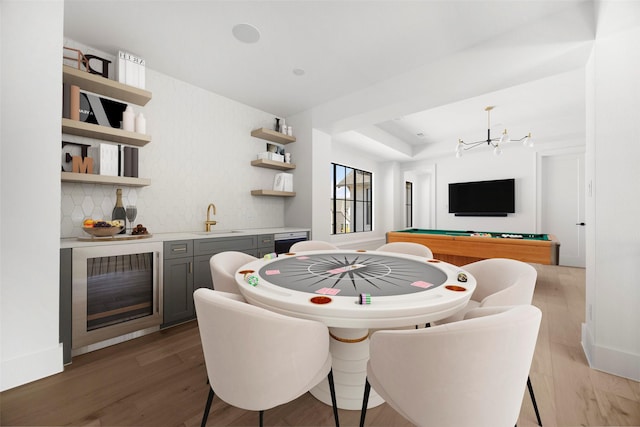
257 234 274 249
164 240 193 259
194 235 257 256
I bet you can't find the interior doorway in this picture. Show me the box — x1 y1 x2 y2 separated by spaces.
540 152 586 267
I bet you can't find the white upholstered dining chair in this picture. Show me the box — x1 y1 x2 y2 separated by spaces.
289 240 338 251
437 258 537 324
360 305 542 427
376 241 433 258
209 251 257 295
436 257 542 426
194 289 339 427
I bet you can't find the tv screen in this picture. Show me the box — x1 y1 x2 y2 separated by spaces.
448 178 515 216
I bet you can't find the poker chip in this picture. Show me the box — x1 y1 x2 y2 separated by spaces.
358 293 371 305
263 252 277 260
245 274 259 286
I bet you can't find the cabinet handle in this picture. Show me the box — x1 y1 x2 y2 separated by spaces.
172 247 187 253
189 261 192 274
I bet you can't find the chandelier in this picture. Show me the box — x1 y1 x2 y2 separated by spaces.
455 106 533 157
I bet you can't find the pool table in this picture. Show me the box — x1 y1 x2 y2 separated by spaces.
386 228 560 266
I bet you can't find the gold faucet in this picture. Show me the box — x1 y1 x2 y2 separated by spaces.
205 203 217 231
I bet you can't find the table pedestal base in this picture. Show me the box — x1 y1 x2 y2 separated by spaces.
310 327 384 410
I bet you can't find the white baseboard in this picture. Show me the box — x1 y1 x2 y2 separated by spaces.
582 323 640 381
1 343 63 392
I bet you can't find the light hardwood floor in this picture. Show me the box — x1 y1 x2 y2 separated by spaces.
1 264 639 426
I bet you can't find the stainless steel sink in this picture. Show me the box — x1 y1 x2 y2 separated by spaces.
191 230 243 235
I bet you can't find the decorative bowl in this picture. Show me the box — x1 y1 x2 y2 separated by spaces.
82 226 124 237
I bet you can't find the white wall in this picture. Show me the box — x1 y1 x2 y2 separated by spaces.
60 41 287 238
415 170 434 229
435 148 537 232
284 110 314 230
1 0 65 391
582 1 640 380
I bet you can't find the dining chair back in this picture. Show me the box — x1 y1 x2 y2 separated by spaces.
360 305 542 427
376 242 433 258
194 289 339 426
438 258 537 323
467 257 537 307
209 251 257 294
436 257 542 426
290 240 338 251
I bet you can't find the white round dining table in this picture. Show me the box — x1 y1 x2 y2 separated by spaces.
235 249 476 410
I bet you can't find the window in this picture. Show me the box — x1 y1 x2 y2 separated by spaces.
405 181 413 227
331 163 372 234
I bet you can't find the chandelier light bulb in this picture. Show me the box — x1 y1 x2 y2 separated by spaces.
500 129 511 144
493 145 502 156
524 133 534 147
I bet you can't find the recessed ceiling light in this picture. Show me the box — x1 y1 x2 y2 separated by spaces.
292 68 305 76
232 23 260 44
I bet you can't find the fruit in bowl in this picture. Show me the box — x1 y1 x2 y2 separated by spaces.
82 219 123 237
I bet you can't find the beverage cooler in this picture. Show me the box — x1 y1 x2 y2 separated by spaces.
71 242 163 354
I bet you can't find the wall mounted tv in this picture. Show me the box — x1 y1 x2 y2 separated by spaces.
448 178 515 217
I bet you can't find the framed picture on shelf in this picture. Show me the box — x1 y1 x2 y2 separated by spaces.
266 143 285 155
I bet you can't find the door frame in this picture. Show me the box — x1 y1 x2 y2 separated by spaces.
536 146 586 267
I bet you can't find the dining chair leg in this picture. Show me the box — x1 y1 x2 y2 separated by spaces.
359 378 371 427
527 376 542 426
259 410 264 427
200 386 215 427
327 369 340 426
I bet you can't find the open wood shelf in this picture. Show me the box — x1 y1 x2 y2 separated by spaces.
250 159 296 170
62 118 151 147
250 128 296 144
63 65 152 106
61 172 151 187
250 190 296 197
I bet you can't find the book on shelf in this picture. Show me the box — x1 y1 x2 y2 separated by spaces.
122 146 139 178
131 147 139 177
273 173 293 192
116 51 146 89
88 144 119 176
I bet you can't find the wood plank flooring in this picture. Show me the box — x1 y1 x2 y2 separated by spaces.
2 264 639 426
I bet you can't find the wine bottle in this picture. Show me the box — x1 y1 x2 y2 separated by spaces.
112 188 127 234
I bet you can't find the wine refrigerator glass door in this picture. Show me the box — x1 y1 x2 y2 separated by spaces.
72 242 163 350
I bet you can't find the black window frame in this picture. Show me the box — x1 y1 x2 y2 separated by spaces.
331 163 373 235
